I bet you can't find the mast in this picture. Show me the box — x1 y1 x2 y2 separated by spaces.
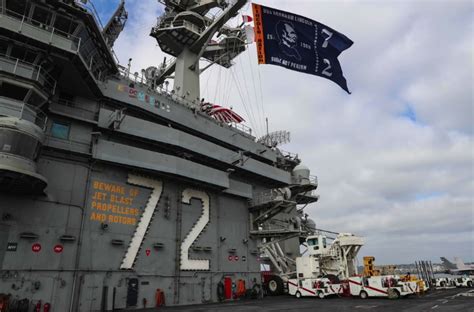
150 0 248 102
102 0 128 48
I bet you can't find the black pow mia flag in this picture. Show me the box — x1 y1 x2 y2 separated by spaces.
253 4 353 93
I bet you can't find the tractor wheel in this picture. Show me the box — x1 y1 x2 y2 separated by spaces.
267 275 284 296
295 291 302 299
388 289 400 299
359 291 368 299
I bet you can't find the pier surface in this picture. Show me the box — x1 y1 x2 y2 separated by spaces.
130 288 473 311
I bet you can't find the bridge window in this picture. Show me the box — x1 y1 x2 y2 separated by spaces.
0 40 8 55
0 82 28 102
51 121 70 140
10 45 38 64
0 129 39 159
31 5 53 28
6 0 28 16
54 15 78 35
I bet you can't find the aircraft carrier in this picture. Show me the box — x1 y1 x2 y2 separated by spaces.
0 0 319 310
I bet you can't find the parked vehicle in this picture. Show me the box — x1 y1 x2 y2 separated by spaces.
451 276 473 288
433 277 450 288
288 277 343 299
348 275 416 299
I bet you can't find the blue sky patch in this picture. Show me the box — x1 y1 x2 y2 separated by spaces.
86 0 122 27
399 105 417 122
415 192 444 201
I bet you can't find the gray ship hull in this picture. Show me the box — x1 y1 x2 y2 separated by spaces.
1 162 261 310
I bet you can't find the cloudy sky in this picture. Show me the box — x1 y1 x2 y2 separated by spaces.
92 0 473 264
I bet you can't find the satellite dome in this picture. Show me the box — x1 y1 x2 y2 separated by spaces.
293 164 309 171
292 164 310 183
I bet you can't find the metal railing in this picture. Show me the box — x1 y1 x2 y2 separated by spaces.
0 100 47 130
171 19 204 34
75 0 105 30
1 9 82 53
0 9 116 83
53 98 98 121
299 178 319 199
154 11 206 32
0 54 57 94
117 66 253 137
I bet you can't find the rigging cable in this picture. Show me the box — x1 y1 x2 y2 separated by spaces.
255 49 266 134
230 67 258 135
222 24 242 108
213 66 222 104
246 47 265 137
241 2 266 135
236 53 261 135
226 14 260 134
224 69 234 108
223 26 241 107
203 64 214 99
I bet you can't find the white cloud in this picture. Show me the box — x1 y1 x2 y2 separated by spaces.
109 0 473 264
113 0 166 73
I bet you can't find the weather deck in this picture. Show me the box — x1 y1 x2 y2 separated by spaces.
130 288 473 312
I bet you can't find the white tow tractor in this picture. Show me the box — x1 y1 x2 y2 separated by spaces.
452 276 473 288
287 233 364 299
288 277 342 298
434 277 450 288
348 275 416 299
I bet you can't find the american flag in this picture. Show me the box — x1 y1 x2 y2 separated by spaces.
201 103 245 124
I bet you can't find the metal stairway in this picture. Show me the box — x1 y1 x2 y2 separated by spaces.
259 238 298 277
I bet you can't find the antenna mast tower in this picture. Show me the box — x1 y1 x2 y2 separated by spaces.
151 0 249 102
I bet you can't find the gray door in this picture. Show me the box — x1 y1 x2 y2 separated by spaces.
126 278 139 307
0 225 10 268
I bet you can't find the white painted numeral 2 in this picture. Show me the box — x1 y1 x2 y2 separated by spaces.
180 189 210 271
322 59 332 77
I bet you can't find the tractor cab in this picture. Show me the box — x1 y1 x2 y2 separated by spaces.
306 234 328 256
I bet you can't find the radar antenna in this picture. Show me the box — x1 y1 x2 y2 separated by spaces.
257 131 291 147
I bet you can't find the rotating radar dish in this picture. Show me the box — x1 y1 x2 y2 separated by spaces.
145 66 158 82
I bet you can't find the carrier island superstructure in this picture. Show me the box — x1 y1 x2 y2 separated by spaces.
0 0 319 310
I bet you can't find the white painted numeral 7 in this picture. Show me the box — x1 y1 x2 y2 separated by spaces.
180 189 210 271
120 175 163 269
322 28 333 48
